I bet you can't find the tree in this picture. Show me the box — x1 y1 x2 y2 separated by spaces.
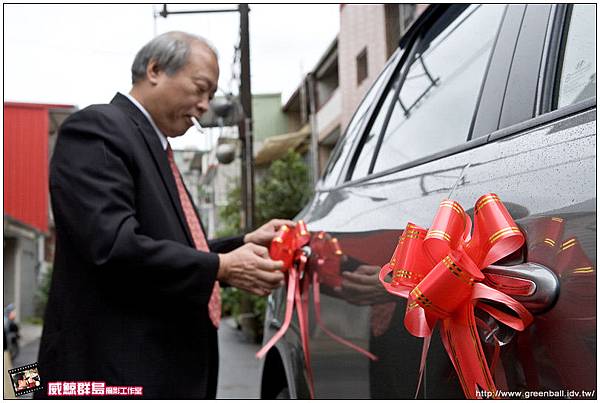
218 149 312 234
255 149 312 226
216 184 242 238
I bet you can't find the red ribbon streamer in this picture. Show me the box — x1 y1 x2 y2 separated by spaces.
257 221 377 399
379 194 533 399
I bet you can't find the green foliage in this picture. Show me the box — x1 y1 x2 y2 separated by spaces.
221 287 268 325
218 149 312 337
221 287 243 319
251 294 267 319
217 184 242 238
255 149 312 227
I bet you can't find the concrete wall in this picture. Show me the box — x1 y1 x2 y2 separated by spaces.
252 94 289 141
339 4 390 132
316 88 342 142
3 227 41 322
19 237 38 320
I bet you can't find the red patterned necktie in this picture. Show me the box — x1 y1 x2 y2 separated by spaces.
167 144 221 328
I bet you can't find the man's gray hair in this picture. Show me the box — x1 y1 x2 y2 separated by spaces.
131 31 218 84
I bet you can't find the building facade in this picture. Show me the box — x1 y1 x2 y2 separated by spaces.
4 102 75 321
277 4 429 180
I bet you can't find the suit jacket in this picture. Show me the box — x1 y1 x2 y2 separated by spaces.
35 93 244 399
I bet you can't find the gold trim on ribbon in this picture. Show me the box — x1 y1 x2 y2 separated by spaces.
410 287 430 306
394 269 424 282
474 194 500 215
425 230 451 242
404 224 426 237
406 223 419 230
445 329 471 398
573 267 594 274
552 217 564 222
561 238 576 251
543 238 556 247
411 287 449 316
402 232 425 241
440 200 465 217
488 227 521 245
442 256 474 286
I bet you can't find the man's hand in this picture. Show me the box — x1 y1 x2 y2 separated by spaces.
339 265 395 305
217 243 285 296
244 219 296 247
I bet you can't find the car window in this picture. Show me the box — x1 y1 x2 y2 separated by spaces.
320 50 400 188
350 77 401 179
350 4 506 180
554 4 596 109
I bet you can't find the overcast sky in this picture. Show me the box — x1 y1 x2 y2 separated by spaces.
4 4 339 148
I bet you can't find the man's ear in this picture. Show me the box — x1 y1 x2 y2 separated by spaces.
146 59 162 85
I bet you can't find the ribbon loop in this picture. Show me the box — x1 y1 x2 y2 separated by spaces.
258 221 377 399
270 221 311 270
380 223 429 297
468 193 525 268
379 194 533 399
425 199 469 261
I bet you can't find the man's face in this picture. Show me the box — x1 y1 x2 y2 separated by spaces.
150 42 219 137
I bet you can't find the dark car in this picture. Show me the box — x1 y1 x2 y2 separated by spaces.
258 3 596 399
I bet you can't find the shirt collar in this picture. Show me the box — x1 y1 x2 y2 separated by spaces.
124 93 168 150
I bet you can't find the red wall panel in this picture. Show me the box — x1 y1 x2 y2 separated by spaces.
4 104 49 233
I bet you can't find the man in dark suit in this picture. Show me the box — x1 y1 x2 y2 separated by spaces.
35 31 289 399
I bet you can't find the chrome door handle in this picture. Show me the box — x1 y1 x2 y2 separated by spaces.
484 262 559 314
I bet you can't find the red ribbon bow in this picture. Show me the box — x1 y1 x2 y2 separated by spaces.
257 221 377 399
379 194 533 399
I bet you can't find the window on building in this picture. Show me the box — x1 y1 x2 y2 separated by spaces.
349 4 505 179
554 4 596 109
356 48 368 85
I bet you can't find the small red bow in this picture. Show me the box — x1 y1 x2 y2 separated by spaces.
379 194 533 399
257 221 377 399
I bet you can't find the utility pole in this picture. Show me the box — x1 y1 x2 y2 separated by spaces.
238 4 255 232
157 3 255 232
306 73 320 186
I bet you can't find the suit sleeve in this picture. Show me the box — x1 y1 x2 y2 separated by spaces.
207 235 245 289
208 235 245 253
50 107 219 305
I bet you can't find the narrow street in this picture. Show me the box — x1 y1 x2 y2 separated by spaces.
7 318 261 399
216 318 262 399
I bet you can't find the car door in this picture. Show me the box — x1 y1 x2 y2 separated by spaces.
449 3 596 394
261 43 404 399
299 4 513 398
